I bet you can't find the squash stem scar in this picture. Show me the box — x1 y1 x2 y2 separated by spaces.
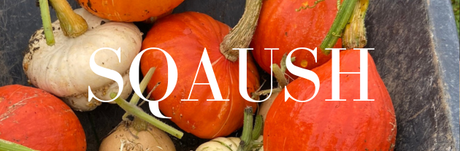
295 0 325 12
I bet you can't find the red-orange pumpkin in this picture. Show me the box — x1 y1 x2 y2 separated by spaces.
264 50 397 150
140 12 260 139
77 0 184 22
0 85 86 151
250 0 342 78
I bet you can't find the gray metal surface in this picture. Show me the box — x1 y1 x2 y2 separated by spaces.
0 0 459 150
366 0 459 150
427 0 459 150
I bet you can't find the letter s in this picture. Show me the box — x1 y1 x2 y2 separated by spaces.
284 47 320 102
88 47 124 103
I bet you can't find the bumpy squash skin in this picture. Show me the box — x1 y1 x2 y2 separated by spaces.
196 136 264 151
77 0 184 22
251 0 342 77
0 85 86 151
23 8 142 111
264 50 397 150
99 121 176 151
140 12 260 139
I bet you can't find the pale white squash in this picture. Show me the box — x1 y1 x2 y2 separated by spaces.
196 136 263 151
23 8 142 111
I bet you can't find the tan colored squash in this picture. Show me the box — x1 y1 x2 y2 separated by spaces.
100 120 176 151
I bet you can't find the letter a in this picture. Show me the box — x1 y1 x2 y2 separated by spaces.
182 48 228 101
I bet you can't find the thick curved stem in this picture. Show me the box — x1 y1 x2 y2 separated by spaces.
49 0 88 37
220 0 263 62
39 0 54 45
0 139 37 151
343 0 369 48
319 0 358 55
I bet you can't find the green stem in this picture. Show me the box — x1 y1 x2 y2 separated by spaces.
319 0 358 54
251 115 263 140
136 85 157 107
122 67 156 126
122 67 156 121
237 107 254 151
109 67 183 138
130 67 155 106
39 0 54 46
111 93 183 139
220 0 263 62
115 67 184 139
0 139 37 151
122 67 155 120
142 83 159 105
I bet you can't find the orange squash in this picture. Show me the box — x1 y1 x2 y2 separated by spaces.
250 0 342 78
77 0 183 22
140 11 260 139
0 85 86 151
264 50 397 150
140 0 263 139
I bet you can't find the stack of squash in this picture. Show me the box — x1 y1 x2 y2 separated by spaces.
0 0 397 150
